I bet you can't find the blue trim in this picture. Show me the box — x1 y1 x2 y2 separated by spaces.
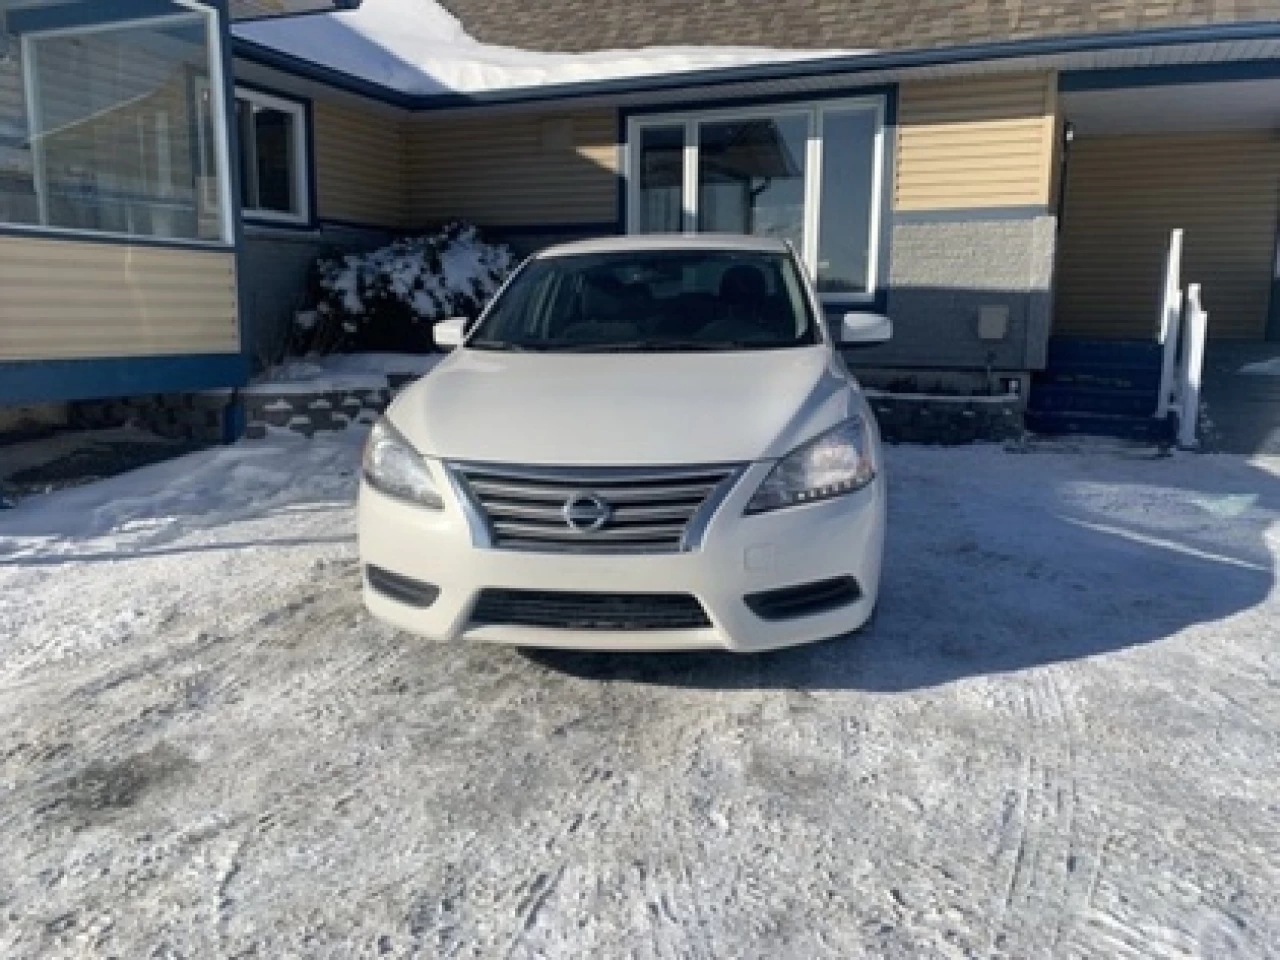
232 21 1280 113
0 354 249 405
233 79 320 231
217 0 252 419
1060 59 1280 91
0 224 233 253
231 5 361 26
9 0 182 34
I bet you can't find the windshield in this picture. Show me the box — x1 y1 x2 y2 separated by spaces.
468 249 820 352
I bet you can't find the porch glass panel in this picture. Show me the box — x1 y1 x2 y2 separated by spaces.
635 125 683 234
626 95 886 305
817 107 877 295
697 116 808 253
0 3 230 243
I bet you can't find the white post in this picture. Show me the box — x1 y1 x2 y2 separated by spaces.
1155 228 1184 419
1178 283 1208 449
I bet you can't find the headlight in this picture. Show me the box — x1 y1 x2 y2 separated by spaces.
745 416 875 514
362 417 444 509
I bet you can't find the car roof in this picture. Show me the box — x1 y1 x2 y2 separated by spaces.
533 233 793 259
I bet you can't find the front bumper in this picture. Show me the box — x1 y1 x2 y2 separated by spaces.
356 461 885 653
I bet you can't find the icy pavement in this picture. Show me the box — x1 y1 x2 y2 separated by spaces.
0 432 1278 958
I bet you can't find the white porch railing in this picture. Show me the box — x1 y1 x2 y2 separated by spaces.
1155 229 1184 420
1177 284 1209 449
1153 228 1210 449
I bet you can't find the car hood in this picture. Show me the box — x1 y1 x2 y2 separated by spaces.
389 346 858 465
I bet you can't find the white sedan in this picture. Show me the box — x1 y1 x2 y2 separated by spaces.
357 235 890 652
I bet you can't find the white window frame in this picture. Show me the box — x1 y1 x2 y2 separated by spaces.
625 95 887 305
233 84 310 226
14 2 234 247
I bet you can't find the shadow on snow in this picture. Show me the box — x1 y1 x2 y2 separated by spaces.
526 446 1279 693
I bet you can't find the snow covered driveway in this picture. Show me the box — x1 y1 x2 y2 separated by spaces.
1 434 1278 958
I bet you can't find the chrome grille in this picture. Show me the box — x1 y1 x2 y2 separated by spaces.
447 462 742 554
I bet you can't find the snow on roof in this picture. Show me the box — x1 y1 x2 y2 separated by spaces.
233 0 859 98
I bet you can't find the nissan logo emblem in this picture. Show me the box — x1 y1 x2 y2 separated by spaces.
562 492 612 533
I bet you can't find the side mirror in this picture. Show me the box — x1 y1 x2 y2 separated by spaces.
435 316 467 349
840 311 892 346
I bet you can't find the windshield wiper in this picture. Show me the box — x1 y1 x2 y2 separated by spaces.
467 339 541 352
540 340 794 353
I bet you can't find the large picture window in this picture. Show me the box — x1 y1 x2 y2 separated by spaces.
0 2 232 244
627 97 886 301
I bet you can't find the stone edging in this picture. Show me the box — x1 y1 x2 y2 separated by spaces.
865 391 1025 445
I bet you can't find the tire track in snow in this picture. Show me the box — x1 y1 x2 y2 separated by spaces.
988 667 1096 956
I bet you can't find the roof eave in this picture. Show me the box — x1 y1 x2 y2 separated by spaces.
231 18 1280 111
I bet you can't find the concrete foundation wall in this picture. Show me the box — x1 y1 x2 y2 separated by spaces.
240 224 395 372
851 211 1056 372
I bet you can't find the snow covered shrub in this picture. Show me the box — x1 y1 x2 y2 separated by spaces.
300 223 514 353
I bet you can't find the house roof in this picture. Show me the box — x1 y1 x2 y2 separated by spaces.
231 0 360 21
435 0 1280 54
232 0 1280 111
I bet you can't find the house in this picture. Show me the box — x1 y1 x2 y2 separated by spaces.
2 0 1279 441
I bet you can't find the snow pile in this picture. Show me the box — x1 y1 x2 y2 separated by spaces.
234 0 857 97
1239 356 1280 376
0 430 366 566
307 223 513 352
240 353 446 395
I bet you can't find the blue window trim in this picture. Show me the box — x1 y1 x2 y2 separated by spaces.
0 353 249 404
232 79 319 231
616 85 897 315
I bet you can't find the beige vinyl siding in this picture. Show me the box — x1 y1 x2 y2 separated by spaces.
1056 132 1279 341
0 237 238 359
313 100 408 228
896 73 1057 210
407 109 618 226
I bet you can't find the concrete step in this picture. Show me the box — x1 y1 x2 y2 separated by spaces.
1025 409 1175 443
1028 384 1159 416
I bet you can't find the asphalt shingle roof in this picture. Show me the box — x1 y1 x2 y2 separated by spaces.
436 0 1280 53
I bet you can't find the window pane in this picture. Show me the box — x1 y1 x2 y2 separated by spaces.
635 125 682 233
697 116 807 252
0 32 37 226
7 14 226 242
817 108 878 295
236 100 257 210
251 105 297 214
